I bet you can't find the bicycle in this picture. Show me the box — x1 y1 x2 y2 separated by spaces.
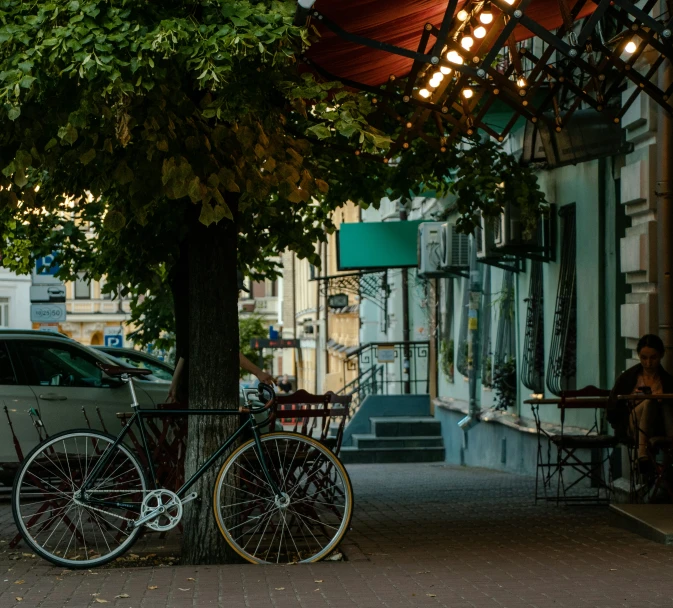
11 363 353 568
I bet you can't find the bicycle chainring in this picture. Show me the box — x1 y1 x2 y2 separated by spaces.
140 489 183 532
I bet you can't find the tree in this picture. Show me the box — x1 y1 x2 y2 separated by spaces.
0 0 390 564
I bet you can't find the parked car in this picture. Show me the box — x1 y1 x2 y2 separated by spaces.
0 330 171 485
92 346 174 382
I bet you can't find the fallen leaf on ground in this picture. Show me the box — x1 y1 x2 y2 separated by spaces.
427 593 436 597
187 577 196 581
148 586 158 590
275 587 285 591
115 594 129 599
314 588 320 592
94 599 108 604
14 580 25 585
314 579 323 583
15 598 23 603
178 588 190 591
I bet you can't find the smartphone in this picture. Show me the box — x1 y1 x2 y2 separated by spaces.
637 386 652 395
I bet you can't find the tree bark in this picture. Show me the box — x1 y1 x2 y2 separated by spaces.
181 203 241 565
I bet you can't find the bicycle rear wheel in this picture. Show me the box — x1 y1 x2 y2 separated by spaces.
12 429 147 568
213 432 353 564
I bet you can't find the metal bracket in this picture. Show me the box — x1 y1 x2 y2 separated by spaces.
312 271 390 311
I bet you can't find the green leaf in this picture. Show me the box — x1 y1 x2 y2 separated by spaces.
307 124 331 140
79 149 96 165
103 210 126 232
44 138 58 151
57 123 78 145
187 176 202 203
113 161 134 185
7 106 21 121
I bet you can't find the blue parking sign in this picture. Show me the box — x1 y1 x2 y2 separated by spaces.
104 335 123 348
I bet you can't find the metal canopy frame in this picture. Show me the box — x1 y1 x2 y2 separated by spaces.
306 0 673 150
312 270 390 311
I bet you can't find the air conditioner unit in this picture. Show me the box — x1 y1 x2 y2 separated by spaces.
477 214 499 258
440 222 469 269
417 222 444 277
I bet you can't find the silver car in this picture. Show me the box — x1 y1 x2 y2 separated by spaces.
0 330 171 485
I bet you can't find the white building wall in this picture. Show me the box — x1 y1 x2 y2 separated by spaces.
0 269 31 329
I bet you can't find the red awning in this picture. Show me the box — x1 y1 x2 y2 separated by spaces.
306 0 597 87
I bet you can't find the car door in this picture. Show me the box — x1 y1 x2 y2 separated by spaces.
16 339 155 437
0 340 40 479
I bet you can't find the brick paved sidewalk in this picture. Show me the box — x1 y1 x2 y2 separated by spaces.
2 464 673 607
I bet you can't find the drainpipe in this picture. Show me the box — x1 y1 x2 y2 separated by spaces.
458 235 483 431
657 45 673 371
400 202 411 394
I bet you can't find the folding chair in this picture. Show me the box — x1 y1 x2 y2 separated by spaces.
552 385 617 504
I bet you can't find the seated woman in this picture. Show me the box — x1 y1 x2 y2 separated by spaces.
608 334 673 473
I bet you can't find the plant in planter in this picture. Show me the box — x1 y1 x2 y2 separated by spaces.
439 338 455 383
492 357 517 410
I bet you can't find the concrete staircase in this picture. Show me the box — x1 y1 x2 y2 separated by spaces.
339 416 445 464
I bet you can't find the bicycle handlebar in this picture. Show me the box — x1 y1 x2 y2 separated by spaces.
239 382 276 414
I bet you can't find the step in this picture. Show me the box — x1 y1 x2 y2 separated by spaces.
351 434 444 449
610 504 673 545
339 446 445 464
370 417 441 438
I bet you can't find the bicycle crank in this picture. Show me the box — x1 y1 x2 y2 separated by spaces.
136 490 197 531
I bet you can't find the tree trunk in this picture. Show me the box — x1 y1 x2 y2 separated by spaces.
181 205 241 565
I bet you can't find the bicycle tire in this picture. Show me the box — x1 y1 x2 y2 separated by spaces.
12 429 148 568
213 431 353 564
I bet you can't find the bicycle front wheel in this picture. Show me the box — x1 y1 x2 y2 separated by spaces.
213 432 353 564
12 429 147 568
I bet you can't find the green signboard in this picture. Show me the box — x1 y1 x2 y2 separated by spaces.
337 220 424 270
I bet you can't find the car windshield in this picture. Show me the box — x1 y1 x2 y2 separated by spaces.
113 353 173 381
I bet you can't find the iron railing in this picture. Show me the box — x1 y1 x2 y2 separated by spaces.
344 341 430 396
336 364 384 421
547 205 577 395
521 260 545 393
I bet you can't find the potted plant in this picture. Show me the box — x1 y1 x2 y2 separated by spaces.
492 357 517 410
439 338 455 382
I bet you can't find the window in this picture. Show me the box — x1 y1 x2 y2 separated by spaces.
0 298 8 327
252 281 265 298
0 342 17 384
20 341 121 388
74 273 91 299
270 280 278 297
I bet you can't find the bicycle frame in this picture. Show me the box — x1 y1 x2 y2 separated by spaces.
80 405 281 514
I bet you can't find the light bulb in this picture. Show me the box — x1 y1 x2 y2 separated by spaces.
447 50 464 64
474 26 487 38
462 88 474 99
457 10 469 20
429 78 441 88
625 39 637 53
432 71 445 81
504 0 515 4
440 66 452 75
516 76 526 88
480 2 493 24
461 35 474 50
419 88 431 98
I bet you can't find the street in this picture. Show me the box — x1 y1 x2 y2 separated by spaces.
2 463 672 607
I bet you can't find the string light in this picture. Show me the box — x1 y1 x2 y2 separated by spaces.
419 88 431 98
447 50 464 64
429 77 441 88
516 76 527 88
432 71 445 81
474 25 487 38
461 33 474 50
503 0 515 4
479 1 493 24
625 39 637 53
440 66 452 75
462 88 474 99
457 10 469 20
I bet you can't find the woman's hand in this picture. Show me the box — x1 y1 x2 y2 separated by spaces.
256 371 276 385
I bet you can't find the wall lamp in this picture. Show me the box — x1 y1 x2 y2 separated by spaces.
294 0 317 26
